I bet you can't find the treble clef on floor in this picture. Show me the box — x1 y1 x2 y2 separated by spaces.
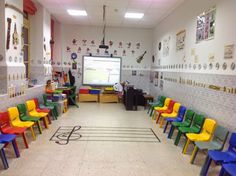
55 126 82 145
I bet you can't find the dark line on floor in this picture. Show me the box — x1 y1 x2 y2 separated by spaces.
150 128 161 142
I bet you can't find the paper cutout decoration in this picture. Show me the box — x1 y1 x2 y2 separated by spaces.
132 50 135 56
109 41 113 47
162 36 170 57
91 40 95 46
72 39 77 45
224 44 234 59
122 50 126 56
158 42 161 51
96 49 100 54
71 53 77 60
78 47 81 53
82 40 87 46
119 42 123 48
231 63 235 70
66 46 71 52
127 42 131 49
57 62 61 65
136 43 141 49
222 62 227 70
215 62 220 70
12 23 19 47
114 50 117 55
64 62 67 65
176 30 186 51
86 48 90 54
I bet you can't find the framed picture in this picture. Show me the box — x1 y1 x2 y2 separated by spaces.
176 30 186 51
72 62 77 70
224 44 234 59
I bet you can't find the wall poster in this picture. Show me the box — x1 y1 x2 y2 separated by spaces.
224 44 234 59
162 36 170 57
176 30 186 51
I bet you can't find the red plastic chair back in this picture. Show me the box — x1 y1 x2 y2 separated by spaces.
33 98 40 109
167 100 175 112
0 112 11 131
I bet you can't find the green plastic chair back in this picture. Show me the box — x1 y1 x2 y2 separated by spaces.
159 96 166 106
17 104 27 118
190 114 205 132
183 109 195 125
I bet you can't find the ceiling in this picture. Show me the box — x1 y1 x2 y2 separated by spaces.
35 0 185 29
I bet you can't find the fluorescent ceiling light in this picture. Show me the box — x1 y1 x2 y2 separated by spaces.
67 9 87 16
125 12 144 19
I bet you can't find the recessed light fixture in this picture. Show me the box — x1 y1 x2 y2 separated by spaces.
67 9 87 16
125 12 144 19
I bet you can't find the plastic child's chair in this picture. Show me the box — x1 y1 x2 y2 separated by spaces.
26 100 49 129
17 104 43 134
167 109 195 139
155 100 175 123
43 94 59 117
0 133 20 158
190 125 229 164
219 163 236 176
148 96 165 116
152 98 171 120
182 118 216 154
33 98 57 120
163 106 186 133
8 107 36 140
174 114 205 146
0 112 29 148
159 103 181 128
200 133 236 176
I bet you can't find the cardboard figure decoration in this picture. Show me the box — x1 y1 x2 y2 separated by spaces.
72 39 77 45
6 18 12 50
13 23 19 48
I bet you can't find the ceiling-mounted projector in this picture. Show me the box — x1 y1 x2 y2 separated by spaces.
99 5 109 50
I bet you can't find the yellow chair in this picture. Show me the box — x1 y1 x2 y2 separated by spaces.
152 98 171 120
63 99 68 113
8 107 36 140
26 100 49 129
159 103 181 128
182 119 216 155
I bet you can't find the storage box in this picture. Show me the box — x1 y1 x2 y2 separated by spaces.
89 89 101 94
79 89 89 94
79 94 99 102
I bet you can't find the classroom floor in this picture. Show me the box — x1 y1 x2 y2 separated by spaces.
0 103 220 176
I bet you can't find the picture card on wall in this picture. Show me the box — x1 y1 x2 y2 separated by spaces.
176 30 186 51
224 44 234 59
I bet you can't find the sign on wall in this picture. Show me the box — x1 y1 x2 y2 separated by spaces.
176 30 186 51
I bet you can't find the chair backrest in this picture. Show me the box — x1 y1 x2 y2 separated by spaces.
43 94 47 105
212 125 229 150
0 112 11 130
178 106 186 119
167 100 176 111
191 114 205 131
183 109 195 124
33 98 40 109
17 104 27 117
201 118 217 136
26 100 36 112
163 98 171 107
228 133 236 153
159 96 166 106
8 107 20 121
173 103 181 113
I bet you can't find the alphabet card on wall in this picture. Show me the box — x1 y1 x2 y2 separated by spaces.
176 30 186 51
224 44 234 59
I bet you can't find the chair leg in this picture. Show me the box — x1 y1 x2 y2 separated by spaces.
0 149 9 169
149 108 154 117
200 155 212 176
47 115 51 124
36 121 43 134
12 139 20 158
182 139 191 154
156 113 161 124
190 146 199 164
168 126 175 139
163 121 169 133
219 166 225 176
43 116 48 129
30 126 36 140
174 130 182 146
152 110 156 120
22 133 29 148
159 118 164 128
147 106 150 114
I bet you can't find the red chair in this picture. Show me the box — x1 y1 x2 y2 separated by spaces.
156 100 175 124
0 112 29 148
32 98 51 124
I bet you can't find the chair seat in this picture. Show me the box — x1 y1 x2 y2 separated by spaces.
208 150 236 163
36 108 50 113
186 133 211 142
178 126 200 134
21 116 40 122
166 117 182 122
29 111 47 117
12 121 34 128
1 126 26 134
195 141 222 150
162 112 178 118
0 134 16 143
39 105 54 110
155 107 167 111
222 163 236 176
172 121 190 127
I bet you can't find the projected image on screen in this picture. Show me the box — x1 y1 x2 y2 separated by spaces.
83 56 121 86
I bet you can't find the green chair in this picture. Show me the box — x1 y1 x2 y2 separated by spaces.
149 96 166 117
68 86 79 108
168 109 195 139
190 125 229 164
43 94 59 118
174 114 205 146
17 104 42 134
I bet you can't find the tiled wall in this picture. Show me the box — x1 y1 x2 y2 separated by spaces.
150 71 236 131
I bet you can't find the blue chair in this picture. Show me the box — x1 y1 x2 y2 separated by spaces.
0 133 20 158
0 144 8 169
163 106 186 133
200 133 236 176
219 163 236 176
